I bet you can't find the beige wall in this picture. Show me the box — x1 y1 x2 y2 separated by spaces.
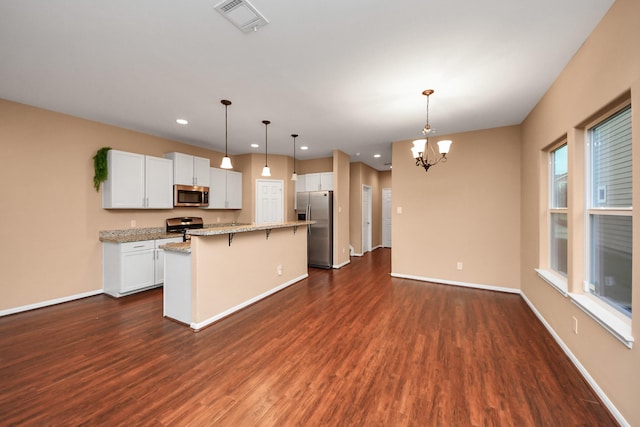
298 157 333 174
333 150 351 266
349 162 382 254
0 99 262 310
520 0 640 424
391 126 521 290
191 227 307 324
379 170 392 190
240 152 296 223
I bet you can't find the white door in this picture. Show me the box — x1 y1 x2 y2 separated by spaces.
382 188 392 248
362 185 372 253
256 179 283 224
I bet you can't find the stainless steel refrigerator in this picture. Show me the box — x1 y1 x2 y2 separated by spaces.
296 190 333 269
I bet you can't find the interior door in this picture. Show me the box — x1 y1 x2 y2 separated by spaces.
256 179 283 224
382 188 392 248
362 185 372 253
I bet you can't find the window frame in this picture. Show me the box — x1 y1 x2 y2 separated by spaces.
584 103 632 317
566 101 634 348
536 139 569 296
549 142 568 278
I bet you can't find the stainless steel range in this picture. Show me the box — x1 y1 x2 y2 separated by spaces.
166 217 204 242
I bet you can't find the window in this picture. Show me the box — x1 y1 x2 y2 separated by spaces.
550 143 568 277
586 105 632 317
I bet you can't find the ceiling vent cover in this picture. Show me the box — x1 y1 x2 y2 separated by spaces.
214 0 269 33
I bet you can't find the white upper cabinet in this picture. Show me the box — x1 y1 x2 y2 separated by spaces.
226 170 243 209
204 167 243 209
319 172 333 191
295 174 306 193
298 172 333 192
193 156 210 187
102 150 173 209
305 173 321 191
164 152 210 187
145 155 174 208
207 167 227 209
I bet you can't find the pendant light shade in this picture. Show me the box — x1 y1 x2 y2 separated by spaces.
220 99 233 169
261 120 271 177
220 156 233 169
290 133 298 181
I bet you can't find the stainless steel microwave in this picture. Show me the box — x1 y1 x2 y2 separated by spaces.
174 185 209 207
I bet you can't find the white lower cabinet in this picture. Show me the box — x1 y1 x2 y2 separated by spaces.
103 237 182 297
154 237 183 285
163 251 192 324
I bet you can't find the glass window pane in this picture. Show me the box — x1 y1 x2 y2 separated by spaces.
589 215 632 315
590 107 632 208
551 144 568 208
550 212 568 276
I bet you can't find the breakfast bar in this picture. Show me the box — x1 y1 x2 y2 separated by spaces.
161 221 311 330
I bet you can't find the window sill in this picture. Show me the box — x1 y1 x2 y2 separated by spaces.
569 293 634 349
535 268 568 297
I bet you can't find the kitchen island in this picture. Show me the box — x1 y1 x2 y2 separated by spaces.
161 221 312 330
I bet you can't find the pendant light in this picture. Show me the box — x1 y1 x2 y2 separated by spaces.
290 133 298 181
261 120 271 177
220 99 233 169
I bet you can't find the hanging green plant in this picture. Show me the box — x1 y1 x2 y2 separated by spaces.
93 146 111 192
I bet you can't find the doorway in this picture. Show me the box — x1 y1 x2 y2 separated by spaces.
256 179 283 224
362 185 372 253
382 188 392 248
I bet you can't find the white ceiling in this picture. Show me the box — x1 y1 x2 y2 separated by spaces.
0 0 614 170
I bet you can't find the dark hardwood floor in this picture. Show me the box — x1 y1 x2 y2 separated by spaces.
0 249 616 426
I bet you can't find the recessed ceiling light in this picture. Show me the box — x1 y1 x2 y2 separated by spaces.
300 146 309 150
251 143 259 148
374 154 381 158
176 118 188 125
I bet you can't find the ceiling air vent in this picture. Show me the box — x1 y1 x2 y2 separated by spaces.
214 0 269 33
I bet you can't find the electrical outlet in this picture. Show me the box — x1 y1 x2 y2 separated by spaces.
397 206 403 214
130 220 136 227
277 264 283 276
572 316 578 334
456 262 463 270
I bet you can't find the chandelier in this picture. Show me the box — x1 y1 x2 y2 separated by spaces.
411 89 452 172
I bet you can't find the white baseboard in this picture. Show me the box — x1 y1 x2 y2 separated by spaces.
333 259 351 269
190 273 308 331
0 289 104 317
390 273 520 294
520 292 629 427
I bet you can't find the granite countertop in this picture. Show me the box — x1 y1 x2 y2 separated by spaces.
99 227 183 243
159 241 192 253
98 222 248 244
160 220 314 253
187 220 313 237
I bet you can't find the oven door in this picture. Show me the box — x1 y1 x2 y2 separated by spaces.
174 185 209 207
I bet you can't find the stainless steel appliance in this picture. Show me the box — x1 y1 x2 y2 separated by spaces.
296 190 333 269
173 185 209 207
166 216 204 241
